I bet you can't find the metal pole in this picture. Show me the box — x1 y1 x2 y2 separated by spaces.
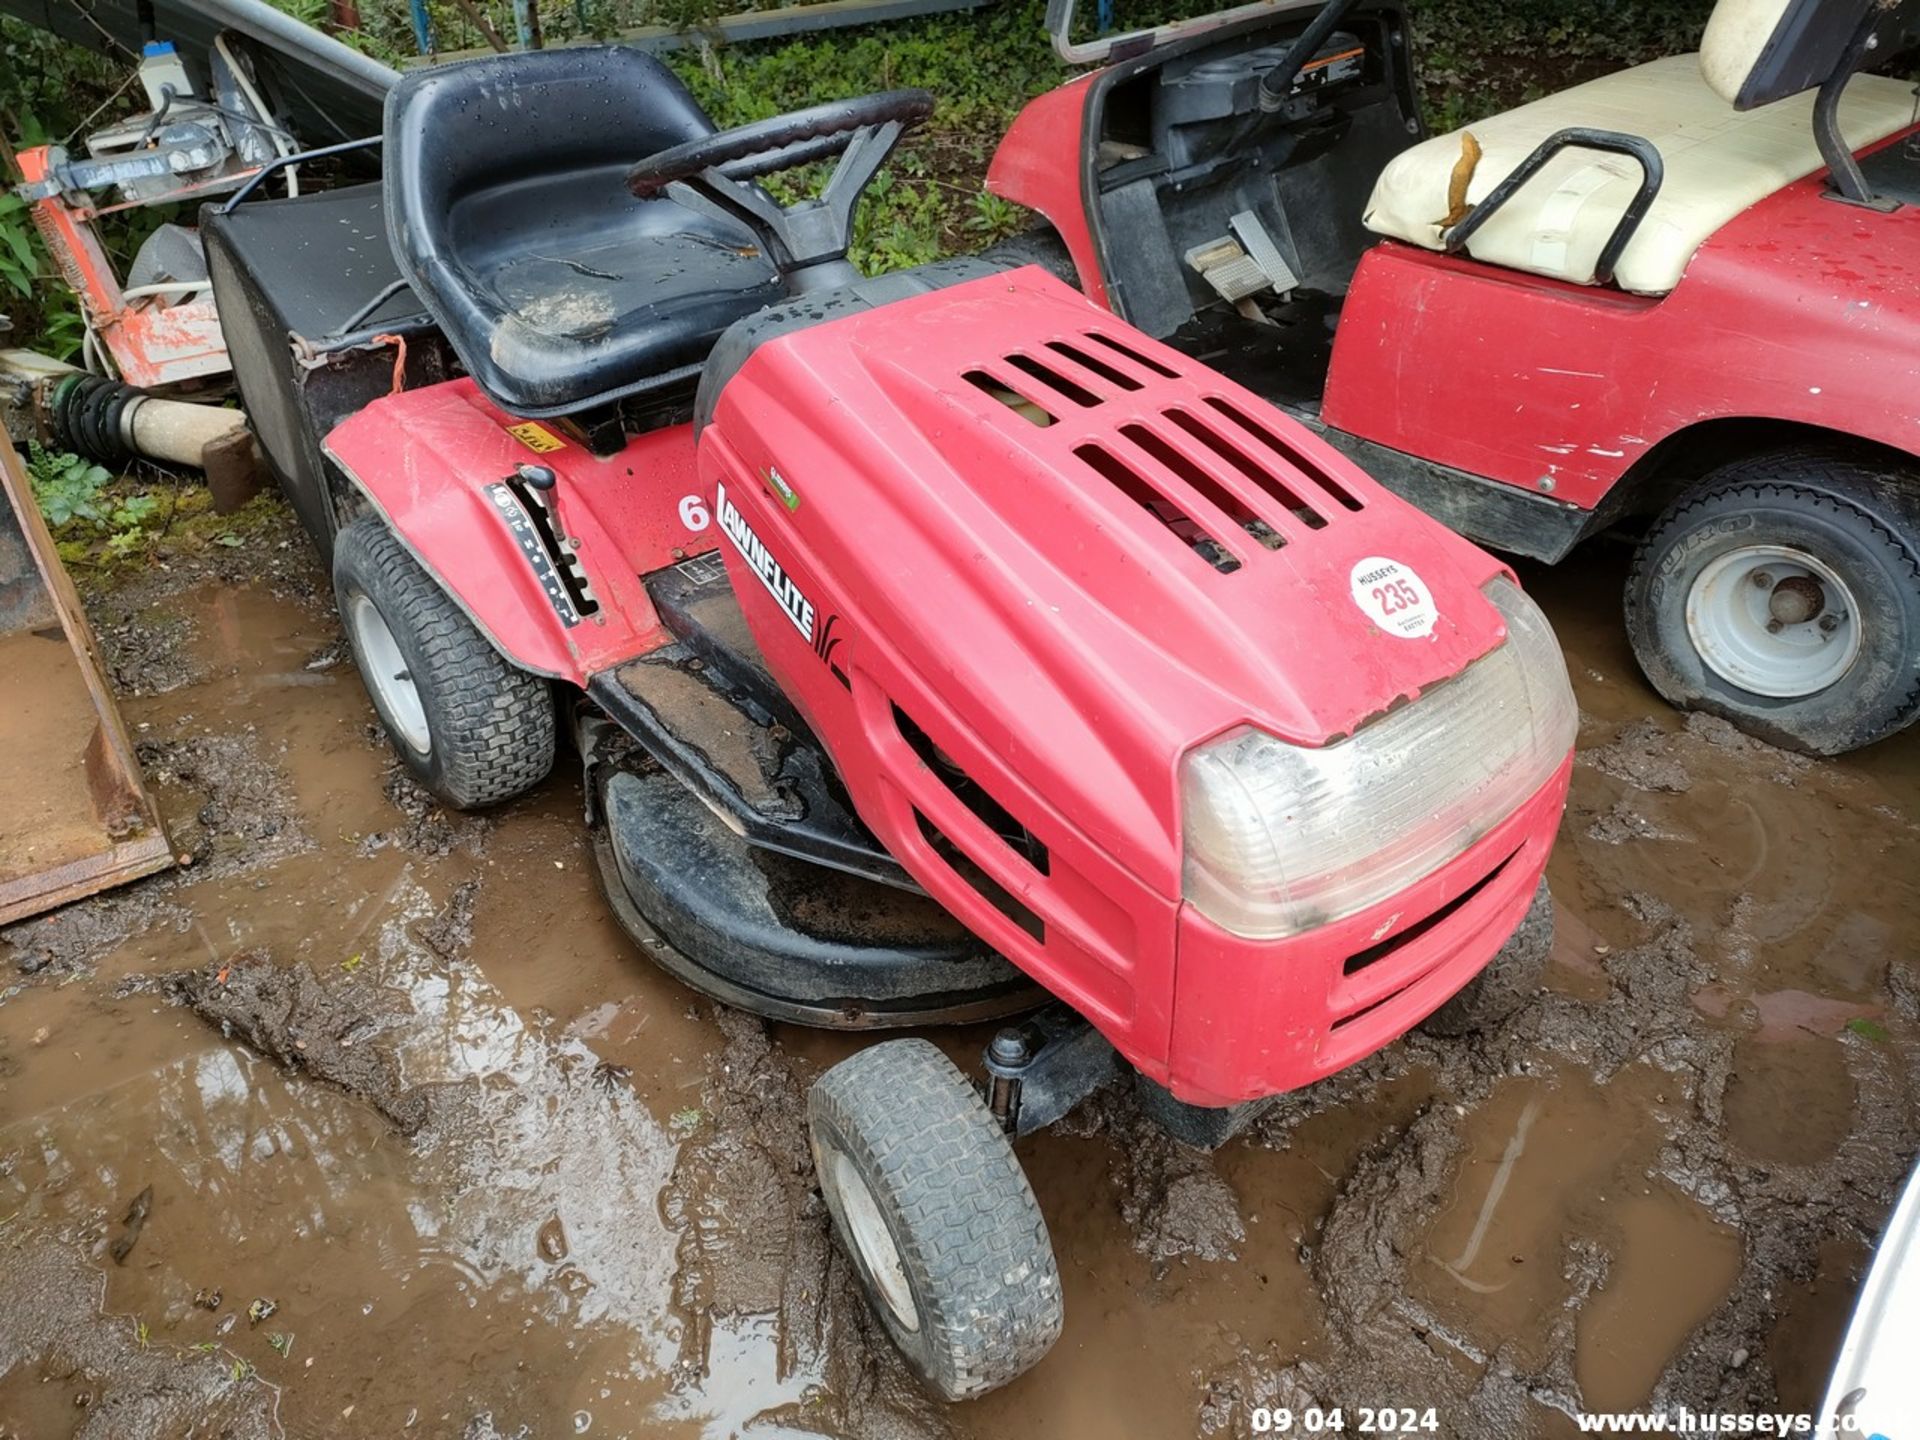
181 0 400 94
410 0 435 54
512 0 543 49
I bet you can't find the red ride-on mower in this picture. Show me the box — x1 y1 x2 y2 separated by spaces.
202 47 1576 1396
990 0 1920 755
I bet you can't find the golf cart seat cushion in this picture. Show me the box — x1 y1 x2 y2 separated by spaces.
384 47 783 418
1362 54 1914 295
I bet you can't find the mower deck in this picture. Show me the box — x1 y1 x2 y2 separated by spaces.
583 553 910 887
590 765 1037 1027
585 554 1039 1027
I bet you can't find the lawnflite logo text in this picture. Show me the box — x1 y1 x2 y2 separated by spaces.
716 481 816 643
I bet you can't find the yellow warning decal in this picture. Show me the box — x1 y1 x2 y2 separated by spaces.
507 421 566 454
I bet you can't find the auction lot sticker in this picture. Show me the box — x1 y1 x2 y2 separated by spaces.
1350 556 1438 639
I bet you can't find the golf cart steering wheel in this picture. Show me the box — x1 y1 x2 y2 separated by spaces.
626 90 934 294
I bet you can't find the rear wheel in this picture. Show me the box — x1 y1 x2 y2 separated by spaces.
1624 456 1920 755
332 516 555 809
808 1039 1062 1399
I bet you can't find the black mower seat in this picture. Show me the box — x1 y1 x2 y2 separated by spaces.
384 47 783 418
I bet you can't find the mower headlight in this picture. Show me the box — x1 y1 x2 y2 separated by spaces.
1179 577 1576 939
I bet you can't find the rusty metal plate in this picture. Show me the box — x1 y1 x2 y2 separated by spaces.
0 426 173 924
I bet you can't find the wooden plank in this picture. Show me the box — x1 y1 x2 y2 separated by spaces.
0 423 174 925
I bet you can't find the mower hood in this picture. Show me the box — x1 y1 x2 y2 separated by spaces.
699 267 1521 890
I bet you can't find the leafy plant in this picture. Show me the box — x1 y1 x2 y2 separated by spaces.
966 191 1027 244
26 444 113 526
0 193 37 298
26 444 169 563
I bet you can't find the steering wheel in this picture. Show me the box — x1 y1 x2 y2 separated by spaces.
625 90 935 293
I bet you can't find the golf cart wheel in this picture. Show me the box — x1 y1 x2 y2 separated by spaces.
1419 879 1553 1039
1624 457 1920 755
808 1039 1062 1400
332 516 555 810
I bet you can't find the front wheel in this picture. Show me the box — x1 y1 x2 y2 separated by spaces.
1624 457 1920 755
808 1039 1062 1400
332 516 555 810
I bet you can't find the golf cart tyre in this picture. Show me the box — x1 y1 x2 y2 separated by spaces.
1624 457 1920 755
809 1039 1063 1400
1419 879 1553 1039
332 516 555 810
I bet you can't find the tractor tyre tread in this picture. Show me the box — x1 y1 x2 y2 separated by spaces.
332 516 555 810
809 1039 1062 1400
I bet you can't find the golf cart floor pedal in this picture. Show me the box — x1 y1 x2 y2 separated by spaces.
1187 211 1300 306
1228 210 1298 294
1186 237 1273 303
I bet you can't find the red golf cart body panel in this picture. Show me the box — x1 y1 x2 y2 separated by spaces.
325 267 1567 1106
1323 137 1920 510
987 74 1109 310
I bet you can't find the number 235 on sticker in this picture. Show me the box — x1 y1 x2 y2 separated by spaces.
1349 556 1438 639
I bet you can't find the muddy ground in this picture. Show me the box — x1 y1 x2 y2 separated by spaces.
2 502 1915 1439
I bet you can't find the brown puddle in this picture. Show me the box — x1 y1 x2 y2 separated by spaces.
1 535 1916 1438
1413 1065 1741 1408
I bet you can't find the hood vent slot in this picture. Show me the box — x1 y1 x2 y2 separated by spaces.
893 703 1050 876
913 810 1045 941
1119 422 1283 552
893 700 1049 942
1163 407 1324 532
1045 340 1142 392
1005 352 1100 408
1084 329 1178 378
966 370 1054 427
1075 440 1243 574
1205 396 1364 512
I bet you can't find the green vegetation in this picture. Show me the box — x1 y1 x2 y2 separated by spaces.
27 442 166 560
24 439 282 573
24 444 116 527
